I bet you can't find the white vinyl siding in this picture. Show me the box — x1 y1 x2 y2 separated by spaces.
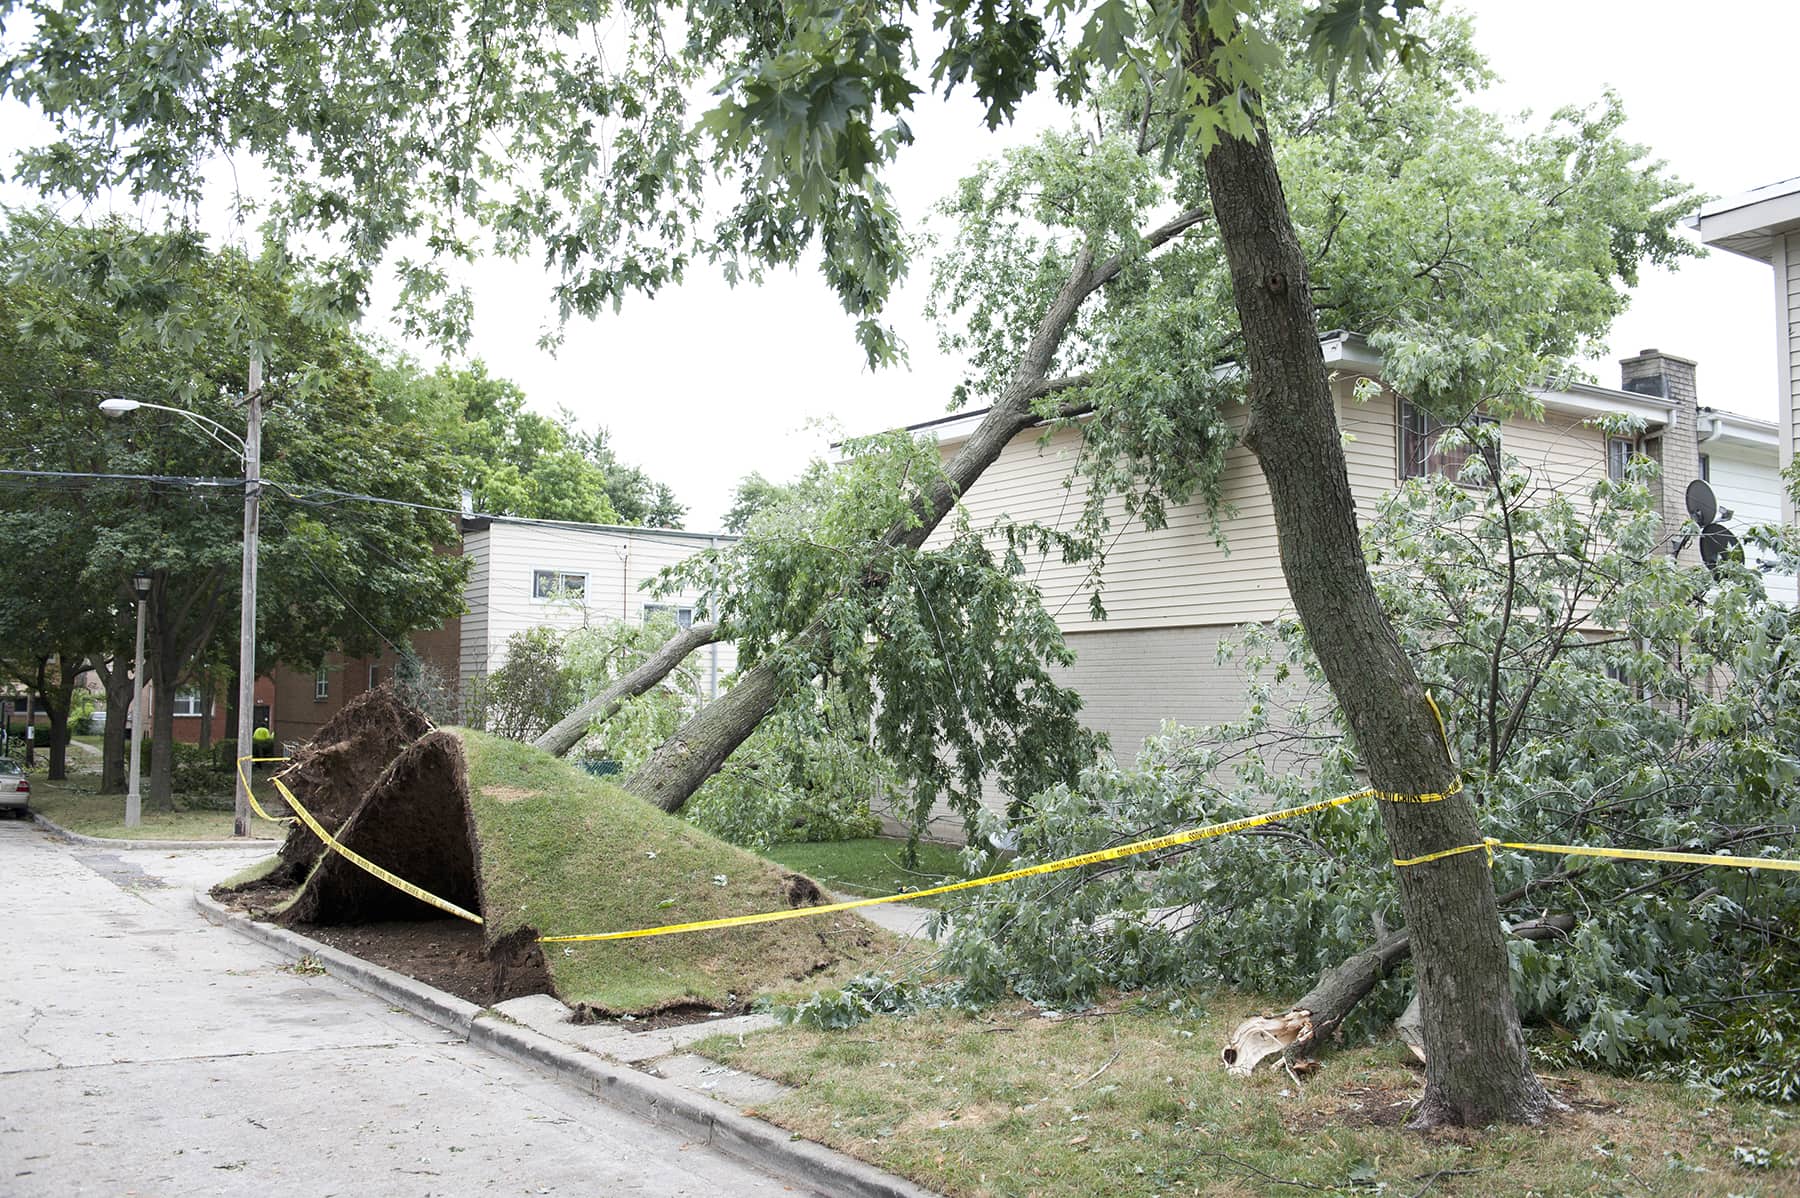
1709 441 1797 604
459 526 492 685
1783 232 1800 520
462 523 737 691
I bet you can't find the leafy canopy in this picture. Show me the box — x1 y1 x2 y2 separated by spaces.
1 0 1434 360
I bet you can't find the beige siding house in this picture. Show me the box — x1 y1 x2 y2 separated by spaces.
910 337 1782 830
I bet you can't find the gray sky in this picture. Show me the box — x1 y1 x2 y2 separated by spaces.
6 1 1795 531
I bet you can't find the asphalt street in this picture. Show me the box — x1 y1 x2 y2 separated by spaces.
0 818 797 1197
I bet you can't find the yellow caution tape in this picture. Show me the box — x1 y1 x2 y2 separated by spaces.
235 755 298 825
238 689 1472 947
1393 837 1496 868
237 755 484 926
540 787 1379 944
1396 838 1800 873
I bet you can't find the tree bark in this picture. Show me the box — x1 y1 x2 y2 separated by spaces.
148 654 177 811
1293 915 1575 1051
41 655 77 782
533 620 724 757
197 669 213 753
1195 51 1551 1125
93 637 131 794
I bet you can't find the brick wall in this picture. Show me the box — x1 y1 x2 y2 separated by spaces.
1620 348 1701 559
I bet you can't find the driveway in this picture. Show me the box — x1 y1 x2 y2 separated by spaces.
0 819 798 1196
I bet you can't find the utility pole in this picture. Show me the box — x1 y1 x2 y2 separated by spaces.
125 572 152 827
232 353 263 837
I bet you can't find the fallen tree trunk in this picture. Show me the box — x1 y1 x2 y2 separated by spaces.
532 620 722 758
1221 915 1576 1076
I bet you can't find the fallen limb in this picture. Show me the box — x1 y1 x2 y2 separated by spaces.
532 621 723 758
1221 914 1575 1076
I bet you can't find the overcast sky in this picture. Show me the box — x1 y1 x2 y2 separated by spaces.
6 1 1797 531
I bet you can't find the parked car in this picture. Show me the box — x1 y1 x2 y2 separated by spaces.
88 709 107 732
0 758 29 817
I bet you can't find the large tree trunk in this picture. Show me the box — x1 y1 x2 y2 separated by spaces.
1195 52 1550 1125
147 603 182 812
624 376 1078 811
94 643 131 794
42 655 77 782
197 669 213 753
148 665 176 811
534 621 723 757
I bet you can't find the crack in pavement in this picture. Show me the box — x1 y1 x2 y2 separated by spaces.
0 1038 470 1078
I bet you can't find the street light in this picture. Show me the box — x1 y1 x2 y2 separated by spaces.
125 570 153 828
100 363 263 837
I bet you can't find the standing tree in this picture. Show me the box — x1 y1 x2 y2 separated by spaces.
0 213 468 807
0 0 1693 1122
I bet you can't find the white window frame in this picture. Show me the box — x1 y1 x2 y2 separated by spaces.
314 668 330 702
643 603 695 630
530 568 590 604
1607 436 1639 483
172 689 204 718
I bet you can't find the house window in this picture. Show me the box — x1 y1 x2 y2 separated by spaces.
368 663 380 689
531 569 589 601
1399 400 1497 483
1698 453 1710 482
643 604 695 630
314 669 330 702
1607 437 1638 482
172 689 203 718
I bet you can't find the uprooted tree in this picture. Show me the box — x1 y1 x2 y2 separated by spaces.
4 0 1695 1123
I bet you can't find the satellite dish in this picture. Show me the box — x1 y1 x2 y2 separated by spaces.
1699 523 1740 572
1685 479 1718 527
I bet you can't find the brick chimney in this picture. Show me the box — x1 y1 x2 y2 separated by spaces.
1620 348 1700 554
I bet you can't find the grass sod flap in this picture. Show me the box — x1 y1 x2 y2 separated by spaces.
276 726 912 1016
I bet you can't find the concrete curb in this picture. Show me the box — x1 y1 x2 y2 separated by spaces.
193 891 939 1198
33 811 282 851
193 891 483 1034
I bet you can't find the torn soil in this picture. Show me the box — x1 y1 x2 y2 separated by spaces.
216 701 916 1014
259 686 434 887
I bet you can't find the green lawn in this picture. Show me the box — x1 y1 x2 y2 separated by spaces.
701 994 1800 1198
26 776 286 841
459 730 922 1012
763 837 978 908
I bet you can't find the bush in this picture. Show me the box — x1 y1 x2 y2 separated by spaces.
683 688 888 851
172 740 232 796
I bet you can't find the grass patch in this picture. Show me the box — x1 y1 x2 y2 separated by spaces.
218 854 285 889
29 777 285 841
762 838 976 909
459 731 924 1013
698 994 1800 1197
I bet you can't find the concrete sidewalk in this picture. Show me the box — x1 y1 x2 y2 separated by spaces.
0 821 807 1197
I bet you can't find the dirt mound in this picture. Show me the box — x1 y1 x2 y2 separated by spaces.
268 686 434 884
272 724 914 1015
